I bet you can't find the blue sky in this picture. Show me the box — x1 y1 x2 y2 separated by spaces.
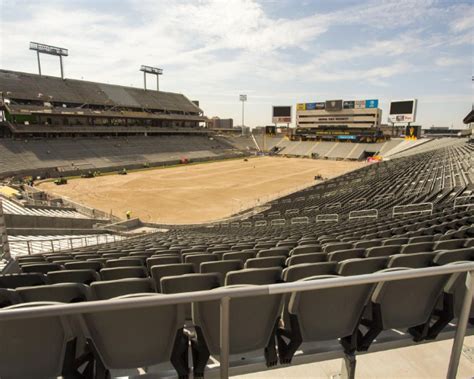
0 0 472 127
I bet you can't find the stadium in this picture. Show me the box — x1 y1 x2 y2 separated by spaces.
0 4 473 378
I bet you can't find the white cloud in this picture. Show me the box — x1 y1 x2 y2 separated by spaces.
0 0 471 127
435 57 465 67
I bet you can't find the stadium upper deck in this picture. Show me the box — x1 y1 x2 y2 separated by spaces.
0 69 207 136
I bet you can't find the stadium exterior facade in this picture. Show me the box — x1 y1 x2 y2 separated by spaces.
0 69 207 137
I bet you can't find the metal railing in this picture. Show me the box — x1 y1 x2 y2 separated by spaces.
392 202 434 217
0 263 472 379
8 234 123 256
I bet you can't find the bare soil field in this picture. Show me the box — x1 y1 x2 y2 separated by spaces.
39 157 365 224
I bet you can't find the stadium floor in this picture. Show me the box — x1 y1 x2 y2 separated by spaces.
236 336 474 379
38 156 365 224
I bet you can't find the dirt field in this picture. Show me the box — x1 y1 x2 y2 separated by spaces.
39 157 365 224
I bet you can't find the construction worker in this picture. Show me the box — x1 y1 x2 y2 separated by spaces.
126 210 131 220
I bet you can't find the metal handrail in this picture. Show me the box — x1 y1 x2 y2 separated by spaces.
8 234 122 256
0 263 472 379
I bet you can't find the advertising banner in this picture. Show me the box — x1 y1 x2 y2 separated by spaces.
325 99 343 111
343 101 355 109
365 99 379 108
296 103 306 111
354 100 365 109
305 102 317 110
315 102 326 110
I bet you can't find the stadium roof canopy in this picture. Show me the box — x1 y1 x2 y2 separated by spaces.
463 109 474 124
0 69 202 114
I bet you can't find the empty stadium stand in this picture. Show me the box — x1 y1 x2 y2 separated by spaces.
0 138 472 378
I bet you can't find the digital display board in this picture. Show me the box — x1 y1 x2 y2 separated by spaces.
272 106 292 124
389 99 417 123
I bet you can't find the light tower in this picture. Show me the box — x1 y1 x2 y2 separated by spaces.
239 94 247 135
140 65 163 91
29 42 68 79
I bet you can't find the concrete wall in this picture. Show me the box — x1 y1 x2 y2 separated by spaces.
4 214 104 229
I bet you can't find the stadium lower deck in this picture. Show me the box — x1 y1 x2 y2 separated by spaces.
0 139 473 378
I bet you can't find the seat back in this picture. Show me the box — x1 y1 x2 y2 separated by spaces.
0 302 76 377
371 268 450 329
150 263 194 291
0 273 47 289
64 261 103 271
337 257 387 276
283 262 338 282
289 275 373 341
290 245 322 255
82 294 185 369
160 273 221 294
200 260 243 277
400 242 433 254
365 244 401 258
16 283 91 303
328 248 365 262
21 263 63 274
146 256 180 270
286 253 326 266
193 286 283 354
387 253 435 268
184 254 218 271
90 278 155 300
105 258 143 268
245 256 286 269
433 248 474 265
226 267 282 285
223 251 256 263
100 267 147 280
48 269 100 285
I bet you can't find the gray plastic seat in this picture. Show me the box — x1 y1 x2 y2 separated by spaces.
337 257 387 276
328 248 365 262
223 251 256 263
0 273 47 289
192 285 283 377
105 258 144 268
387 253 435 268
286 252 327 266
277 275 374 370
353 240 382 249
365 245 401 258
359 268 451 350
323 242 353 254
0 302 80 378
16 256 45 264
100 266 148 280
433 248 474 265
82 293 188 377
150 263 194 291
48 269 100 285
433 239 469 251
200 260 243 277
185 254 218 271
383 237 408 246
146 255 181 270
90 278 155 300
0 288 20 307
226 267 282 286
400 242 433 254
245 256 286 269
160 273 221 294
290 245 322 256
257 249 289 258
21 263 63 274
16 283 91 303
283 262 338 282
408 236 434 244
64 261 103 272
